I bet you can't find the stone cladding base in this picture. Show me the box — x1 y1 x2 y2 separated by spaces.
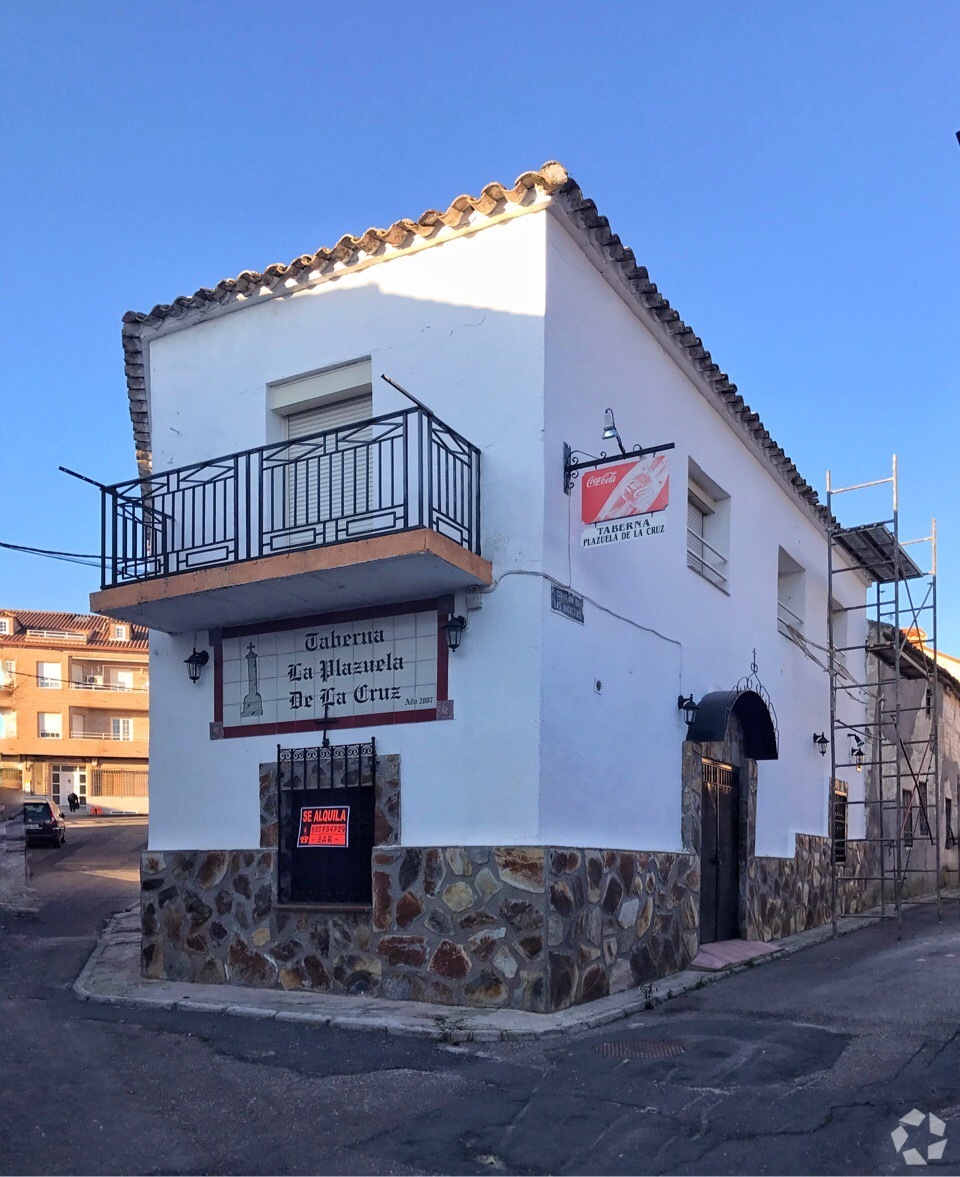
140 846 699 1012
140 756 876 1012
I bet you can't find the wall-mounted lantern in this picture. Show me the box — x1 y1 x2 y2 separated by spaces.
442 615 467 652
677 694 699 726
849 733 865 772
184 648 209 684
813 732 829 757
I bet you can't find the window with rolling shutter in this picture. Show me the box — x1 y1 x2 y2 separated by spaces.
282 393 373 538
687 469 729 590
687 500 705 574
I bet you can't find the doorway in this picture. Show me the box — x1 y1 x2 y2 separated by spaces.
700 758 740 942
51 765 87 809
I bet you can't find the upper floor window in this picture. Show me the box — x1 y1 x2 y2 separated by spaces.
113 624 129 642
111 717 134 741
37 661 62 689
0 710 16 738
777 548 806 636
38 712 62 739
687 463 730 591
0 660 14 688
270 358 373 426
0 618 10 635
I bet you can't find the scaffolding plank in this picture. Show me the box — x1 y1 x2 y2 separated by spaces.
834 522 924 582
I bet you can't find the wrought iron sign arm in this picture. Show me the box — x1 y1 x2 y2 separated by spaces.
563 441 676 495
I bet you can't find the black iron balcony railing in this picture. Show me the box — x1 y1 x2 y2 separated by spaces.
100 407 481 588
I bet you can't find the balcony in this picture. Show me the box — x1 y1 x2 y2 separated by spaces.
90 408 491 633
69 661 148 694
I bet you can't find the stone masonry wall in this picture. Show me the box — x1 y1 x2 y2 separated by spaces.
141 754 877 1009
141 843 699 1012
747 835 877 940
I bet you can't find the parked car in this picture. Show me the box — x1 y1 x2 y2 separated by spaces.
22 798 66 847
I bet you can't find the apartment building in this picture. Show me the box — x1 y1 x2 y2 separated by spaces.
0 609 149 814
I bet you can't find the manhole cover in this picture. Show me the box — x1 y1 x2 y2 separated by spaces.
595 1040 686 1059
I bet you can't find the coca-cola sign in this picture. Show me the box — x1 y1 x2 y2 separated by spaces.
581 453 670 525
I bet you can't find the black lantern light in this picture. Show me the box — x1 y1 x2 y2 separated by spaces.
677 694 699 726
813 732 829 757
442 615 467 652
184 648 209 684
850 733 865 772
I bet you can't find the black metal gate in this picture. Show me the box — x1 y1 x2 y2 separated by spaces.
277 741 377 906
699 759 740 943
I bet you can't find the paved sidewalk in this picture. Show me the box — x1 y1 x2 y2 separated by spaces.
72 895 954 1042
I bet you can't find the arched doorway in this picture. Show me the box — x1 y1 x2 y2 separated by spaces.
683 687 778 945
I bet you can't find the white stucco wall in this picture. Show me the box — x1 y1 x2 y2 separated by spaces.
140 203 868 857
145 212 552 851
539 211 868 856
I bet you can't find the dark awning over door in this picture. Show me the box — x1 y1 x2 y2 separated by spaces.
685 688 779 760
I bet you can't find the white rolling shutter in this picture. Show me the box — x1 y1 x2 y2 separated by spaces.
283 394 373 535
687 499 705 573
285 394 372 443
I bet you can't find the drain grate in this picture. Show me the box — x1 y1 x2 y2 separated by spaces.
595 1039 686 1059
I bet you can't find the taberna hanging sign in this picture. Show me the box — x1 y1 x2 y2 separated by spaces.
580 451 670 548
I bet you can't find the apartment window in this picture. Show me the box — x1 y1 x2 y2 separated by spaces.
0 711 16 738
902 789 914 846
38 712 62 739
112 718 134 741
0 660 14 688
0 618 9 634
113 625 129 641
686 463 730 591
777 548 806 636
37 661 62 689
946 797 956 849
832 781 848 864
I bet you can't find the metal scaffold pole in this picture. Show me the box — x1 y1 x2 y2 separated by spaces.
825 456 939 942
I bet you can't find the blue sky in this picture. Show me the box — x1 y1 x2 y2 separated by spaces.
1 2 958 645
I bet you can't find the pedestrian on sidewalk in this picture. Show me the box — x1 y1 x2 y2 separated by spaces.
67 792 79 813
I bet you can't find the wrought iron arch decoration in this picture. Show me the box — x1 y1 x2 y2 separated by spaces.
683 652 780 760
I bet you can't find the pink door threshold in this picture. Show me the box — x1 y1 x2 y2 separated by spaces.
691 939 781 971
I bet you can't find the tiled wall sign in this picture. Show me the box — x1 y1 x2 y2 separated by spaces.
214 601 448 738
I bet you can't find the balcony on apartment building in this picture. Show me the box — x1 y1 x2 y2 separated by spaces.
68 710 148 746
91 407 491 633
69 661 149 696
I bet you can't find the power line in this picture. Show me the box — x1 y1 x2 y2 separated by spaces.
0 541 100 569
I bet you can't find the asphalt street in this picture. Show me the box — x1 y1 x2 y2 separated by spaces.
1 818 959 1175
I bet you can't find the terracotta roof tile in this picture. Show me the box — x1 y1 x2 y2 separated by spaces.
120 161 827 525
0 608 149 650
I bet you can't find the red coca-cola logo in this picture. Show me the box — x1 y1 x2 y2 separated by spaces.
581 455 670 525
584 471 618 488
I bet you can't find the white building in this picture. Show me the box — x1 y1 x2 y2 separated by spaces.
92 162 882 1009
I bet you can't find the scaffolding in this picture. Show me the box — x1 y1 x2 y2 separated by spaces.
826 456 942 939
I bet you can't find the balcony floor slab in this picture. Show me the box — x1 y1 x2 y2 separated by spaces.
91 528 492 634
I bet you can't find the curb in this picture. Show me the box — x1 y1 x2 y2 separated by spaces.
72 893 958 1041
